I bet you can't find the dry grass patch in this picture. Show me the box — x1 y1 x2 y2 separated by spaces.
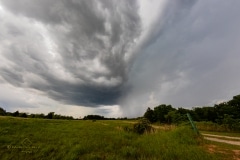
205 144 240 160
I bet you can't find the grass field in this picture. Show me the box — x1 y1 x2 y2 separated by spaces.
0 116 232 160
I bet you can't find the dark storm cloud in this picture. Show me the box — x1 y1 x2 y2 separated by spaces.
0 0 141 106
0 68 24 86
1 0 240 117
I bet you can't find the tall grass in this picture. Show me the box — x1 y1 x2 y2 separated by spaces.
196 121 240 132
0 116 218 160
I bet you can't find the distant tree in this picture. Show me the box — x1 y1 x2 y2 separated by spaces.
53 114 74 120
143 107 155 123
19 112 28 118
35 113 45 118
228 95 240 108
153 104 175 123
214 102 236 124
177 107 190 115
13 111 19 117
6 112 13 116
47 112 55 119
53 114 61 119
28 114 35 118
193 107 217 122
0 107 6 116
164 110 181 124
83 115 104 120
228 94 240 118
66 116 74 120
142 94 240 128
176 108 191 122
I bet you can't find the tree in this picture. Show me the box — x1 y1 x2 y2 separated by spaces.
83 115 104 120
35 113 45 118
143 107 155 123
177 107 190 115
29 114 35 118
193 107 217 122
214 102 236 124
13 111 19 117
19 112 28 118
228 94 240 118
164 110 183 124
228 95 240 108
47 112 55 119
153 104 175 123
0 107 6 116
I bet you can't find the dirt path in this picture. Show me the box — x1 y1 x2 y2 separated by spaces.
203 133 240 146
202 133 240 140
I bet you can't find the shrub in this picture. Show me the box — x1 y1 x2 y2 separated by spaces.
123 126 133 132
133 118 155 134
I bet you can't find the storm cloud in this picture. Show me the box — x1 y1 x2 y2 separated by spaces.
1 0 240 117
121 0 240 116
0 0 141 107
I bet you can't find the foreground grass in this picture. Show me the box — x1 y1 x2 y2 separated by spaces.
0 116 218 160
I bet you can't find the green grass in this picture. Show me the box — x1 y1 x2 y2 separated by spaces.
196 121 240 132
0 116 222 160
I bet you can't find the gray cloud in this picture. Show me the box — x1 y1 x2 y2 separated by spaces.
120 0 240 116
1 0 240 117
0 0 141 107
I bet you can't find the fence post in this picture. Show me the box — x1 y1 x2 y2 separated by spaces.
187 113 199 135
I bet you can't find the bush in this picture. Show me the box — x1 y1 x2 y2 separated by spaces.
133 118 155 134
123 126 133 132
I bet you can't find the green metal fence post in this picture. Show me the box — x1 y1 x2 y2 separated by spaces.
186 113 199 135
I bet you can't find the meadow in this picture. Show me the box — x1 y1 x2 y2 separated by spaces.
0 116 233 160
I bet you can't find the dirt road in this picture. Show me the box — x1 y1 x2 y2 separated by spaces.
202 133 240 146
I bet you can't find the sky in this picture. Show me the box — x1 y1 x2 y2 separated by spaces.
0 0 240 118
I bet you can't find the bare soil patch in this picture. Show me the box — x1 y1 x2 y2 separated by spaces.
205 144 240 160
203 133 240 140
203 134 240 146
203 133 240 160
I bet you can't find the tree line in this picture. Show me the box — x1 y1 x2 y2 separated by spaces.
0 109 74 120
0 108 128 120
143 94 240 131
82 115 126 120
1 94 239 126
